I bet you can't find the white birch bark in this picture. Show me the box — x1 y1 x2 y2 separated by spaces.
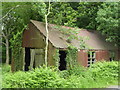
45 0 51 66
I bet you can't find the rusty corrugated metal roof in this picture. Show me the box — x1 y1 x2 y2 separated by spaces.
30 20 117 50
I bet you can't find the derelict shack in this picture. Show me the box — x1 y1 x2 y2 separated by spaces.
20 20 119 71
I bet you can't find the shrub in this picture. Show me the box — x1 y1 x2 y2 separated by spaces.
2 64 11 74
59 65 87 79
2 61 118 88
2 66 71 88
0 64 2 89
60 61 118 88
88 61 118 86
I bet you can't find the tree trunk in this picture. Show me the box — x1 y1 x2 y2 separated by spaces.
6 38 9 64
44 0 51 66
45 15 49 66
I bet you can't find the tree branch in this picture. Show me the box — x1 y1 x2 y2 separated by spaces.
46 0 51 16
1 31 7 39
8 27 16 35
0 5 20 20
2 42 7 46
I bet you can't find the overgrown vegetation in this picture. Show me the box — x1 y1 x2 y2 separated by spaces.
0 64 2 89
2 2 119 66
66 46 78 69
1 2 119 88
2 61 118 88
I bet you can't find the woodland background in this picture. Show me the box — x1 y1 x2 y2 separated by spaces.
2 2 119 65
1 2 119 88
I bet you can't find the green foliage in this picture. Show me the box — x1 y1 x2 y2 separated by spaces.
2 2 32 65
2 64 11 74
52 25 86 69
0 64 2 89
2 61 118 88
10 28 25 71
2 2 45 66
2 2 119 73
2 45 6 63
96 2 119 46
53 49 60 68
2 66 70 88
48 2 119 46
31 2 46 21
66 46 78 69
89 61 118 84
60 61 118 88
49 2 77 27
77 2 102 30
47 2 102 30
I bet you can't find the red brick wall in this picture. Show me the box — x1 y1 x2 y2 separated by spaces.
77 50 88 67
96 50 109 61
77 50 110 67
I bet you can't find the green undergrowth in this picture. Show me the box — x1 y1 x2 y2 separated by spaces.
0 64 2 89
2 61 118 88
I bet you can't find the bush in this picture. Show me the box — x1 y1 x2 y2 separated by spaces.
2 61 119 88
2 66 71 88
59 65 88 78
59 65 97 88
88 61 118 86
0 64 2 89
2 64 11 74
60 61 118 88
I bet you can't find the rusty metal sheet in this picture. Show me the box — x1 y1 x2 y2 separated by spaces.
22 23 46 48
78 30 118 50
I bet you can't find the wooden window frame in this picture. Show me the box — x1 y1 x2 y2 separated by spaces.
87 51 96 67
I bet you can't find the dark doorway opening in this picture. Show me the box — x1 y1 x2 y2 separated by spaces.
59 50 67 71
25 47 31 71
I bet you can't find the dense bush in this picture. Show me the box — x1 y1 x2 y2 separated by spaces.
2 64 11 74
60 61 118 88
0 64 2 89
2 66 71 88
88 61 118 86
2 61 119 88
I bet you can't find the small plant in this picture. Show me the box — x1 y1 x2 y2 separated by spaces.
2 64 11 74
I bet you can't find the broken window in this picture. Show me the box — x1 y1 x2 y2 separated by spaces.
59 50 67 71
109 51 115 61
87 51 96 67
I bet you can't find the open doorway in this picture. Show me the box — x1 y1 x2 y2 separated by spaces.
25 47 31 71
59 50 67 71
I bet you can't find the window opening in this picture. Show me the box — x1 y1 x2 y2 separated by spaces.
87 51 95 67
59 50 67 71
